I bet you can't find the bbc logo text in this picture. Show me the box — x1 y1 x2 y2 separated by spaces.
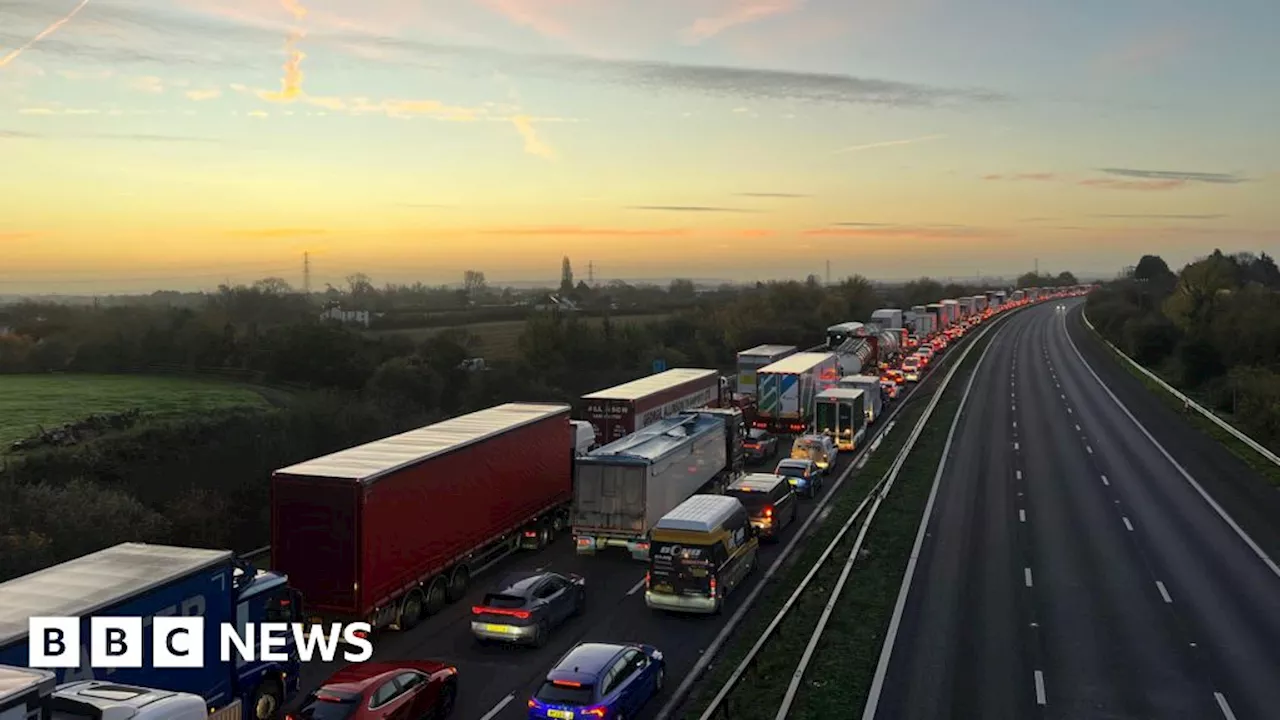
28 617 374 668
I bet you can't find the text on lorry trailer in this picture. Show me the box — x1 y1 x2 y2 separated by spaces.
27 618 373 668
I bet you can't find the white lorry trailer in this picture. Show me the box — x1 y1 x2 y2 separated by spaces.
735 345 797 399
837 374 885 425
755 352 841 435
868 308 904 331
813 388 867 452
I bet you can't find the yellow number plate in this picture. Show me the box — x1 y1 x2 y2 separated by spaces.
483 624 514 633
548 710 574 719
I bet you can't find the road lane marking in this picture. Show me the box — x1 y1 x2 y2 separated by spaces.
1066 407 1072 414
1086 445 1094 454
1024 567 1033 587
1215 692 1237 720
1156 581 1173 603
1123 517 1133 531
1014 441 1020 450
627 577 646 596
1019 509 1026 522
1075 424 1081 431
1034 671 1047 705
478 693 515 720
1016 469 1022 480
1101 474 1109 485
1012 420 1017 429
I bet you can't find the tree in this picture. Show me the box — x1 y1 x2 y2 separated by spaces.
560 257 574 294
463 270 487 300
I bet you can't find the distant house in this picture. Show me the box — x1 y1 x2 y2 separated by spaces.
534 294 580 312
320 306 371 328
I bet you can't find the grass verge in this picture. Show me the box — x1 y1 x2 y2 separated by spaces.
679 322 1001 720
368 313 672 360
1080 312 1280 488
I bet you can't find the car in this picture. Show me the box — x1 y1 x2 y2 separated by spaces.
880 378 900 400
471 571 586 647
917 346 935 364
527 642 666 720
789 433 837 473
901 358 922 383
775 458 823 498
884 368 905 386
725 473 798 541
292 661 458 720
743 427 778 463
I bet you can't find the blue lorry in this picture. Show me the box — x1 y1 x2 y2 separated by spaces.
0 543 300 720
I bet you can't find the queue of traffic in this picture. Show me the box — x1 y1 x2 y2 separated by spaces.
0 285 1093 720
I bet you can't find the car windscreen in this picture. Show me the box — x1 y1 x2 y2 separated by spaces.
296 690 361 720
535 682 595 705
725 489 770 513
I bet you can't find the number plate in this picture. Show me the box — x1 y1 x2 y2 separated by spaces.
547 710 574 719
483 624 515 634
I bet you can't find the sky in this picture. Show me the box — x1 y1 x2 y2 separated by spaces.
1 0 1278 293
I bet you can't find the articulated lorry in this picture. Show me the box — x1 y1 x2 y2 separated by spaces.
813 388 867 452
0 544 298 720
754 352 841 434
271 403 574 633
581 368 725 444
868 308 904 331
735 345 797 399
837 374 884 425
572 411 741 560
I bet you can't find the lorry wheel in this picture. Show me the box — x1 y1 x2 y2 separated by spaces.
536 525 552 549
425 577 449 615
399 589 426 630
446 566 470 603
251 679 283 720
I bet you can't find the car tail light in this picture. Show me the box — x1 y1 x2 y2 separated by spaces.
553 680 583 688
644 571 650 589
763 506 773 518
528 700 537 709
710 576 718 597
471 606 531 619
582 708 608 718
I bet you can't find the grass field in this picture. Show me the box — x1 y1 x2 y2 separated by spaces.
0 374 273 449
368 313 672 360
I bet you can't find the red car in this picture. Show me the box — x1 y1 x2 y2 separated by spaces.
291 661 458 720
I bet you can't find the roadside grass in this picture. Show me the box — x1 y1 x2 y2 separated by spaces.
790 326 998 718
1080 313 1280 488
680 322 999 720
367 313 672 361
0 373 270 448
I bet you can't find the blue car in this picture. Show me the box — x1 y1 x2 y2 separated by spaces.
527 642 665 720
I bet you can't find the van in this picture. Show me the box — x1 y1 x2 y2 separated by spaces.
644 495 759 614
725 474 797 541
570 419 597 456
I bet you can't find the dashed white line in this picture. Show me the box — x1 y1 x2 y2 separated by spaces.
1086 445 1094 454
1122 517 1134 531
1024 567 1033 587
1016 469 1022 480
1101 474 1109 485
1012 420 1018 429
478 693 515 720
1019 509 1026 523
1074 424 1081 431
1215 692 1238 720
627 577 646 596
1156 581 1173 603
1066 407 1072 414
1013 441 1020 451
1060 393 1066 399
1034 670 1047 705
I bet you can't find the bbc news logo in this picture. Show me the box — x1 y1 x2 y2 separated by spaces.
28 618 374 668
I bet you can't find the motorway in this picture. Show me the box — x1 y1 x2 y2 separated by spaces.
869 299 1280 720
289 352 953 719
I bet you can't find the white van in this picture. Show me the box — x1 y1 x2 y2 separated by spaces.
570 419 597 456
49 682 241 720
837 374 883 424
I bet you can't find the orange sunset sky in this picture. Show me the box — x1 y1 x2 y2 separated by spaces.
1 0 1277 292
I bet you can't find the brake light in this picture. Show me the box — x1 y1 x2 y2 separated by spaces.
552 680 583 688
471 606 531 619
763 506 773 518
582 708 608 718
644 571 650 589
528 700 536 709
710 576 718 597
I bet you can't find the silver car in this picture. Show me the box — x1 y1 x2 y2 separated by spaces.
470 571 585 647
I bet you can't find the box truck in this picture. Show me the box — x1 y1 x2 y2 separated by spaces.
572 412 738 560
271 402 574 632
755 352 841 434
837 374 884 425
581 368 724 444
813 388 867 452
0 544 298 719
868 308 904 331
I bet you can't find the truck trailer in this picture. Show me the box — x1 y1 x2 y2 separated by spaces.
958 297 973 318
942 299 961 325
755 352 841 434
837 374 884 425
0 544 298 720
271 402 574 632
581 368 724 444
925 303 945 331
735 345 797 399
573 412 737 560
813 388 867 452
868 308 904 331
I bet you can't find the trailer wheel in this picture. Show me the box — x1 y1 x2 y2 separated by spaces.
425 577 448 615
446 566 470 603
398 588 426 630
535 524 552 549
251 678 283 720
550 513 566 534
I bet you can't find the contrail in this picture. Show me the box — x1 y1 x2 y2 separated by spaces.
0 0 91 69
259 0 308 102
834 134 946 154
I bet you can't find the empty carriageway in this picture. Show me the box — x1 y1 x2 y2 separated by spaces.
866 298 1280 720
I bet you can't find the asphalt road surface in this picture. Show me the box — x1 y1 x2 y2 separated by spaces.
288 350 956 720
870 298 1280 720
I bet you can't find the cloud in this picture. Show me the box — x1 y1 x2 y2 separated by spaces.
626 206 761 213
736 192 810 198
804 224 989 239
1090 213 1226 220
835 134 946 154
127 75 166 94
1078 178 1186 191
982 172 1058 181
475 0 573 39
683 0 806 44
57 68 115 80
81 133 221 143
830 222 894 227
227 228 327 238
247 110 269 117
1096 168 1248 185
1017 217 1055 222
510 115 555 158
186 88 222 101
733 229 776 238
477 226 687 237
1097 28 1190 75
0 130 40 139
0 0 89 69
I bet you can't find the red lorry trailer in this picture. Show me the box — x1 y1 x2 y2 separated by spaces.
270 402 573 633
581 368 724 444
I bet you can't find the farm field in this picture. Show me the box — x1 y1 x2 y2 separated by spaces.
0 374 273 448
369 313 672 360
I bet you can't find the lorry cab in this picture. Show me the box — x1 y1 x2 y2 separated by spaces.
50 681 213 720
644 495 758 614
570 420 597 456
231 563 302 720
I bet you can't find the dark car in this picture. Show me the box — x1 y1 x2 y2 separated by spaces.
471 570 585 647
725 474 798 541
743 428 778 463
774 458 823 498
527 642 665 720
291 661 458 720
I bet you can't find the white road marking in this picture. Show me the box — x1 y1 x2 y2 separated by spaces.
627 577 646 596
1123 517 1134 531
1101 474 1109 486
1074 424 1081 431
1034 670 1047 705
1156 581 1173 603
1060 393 1066 399
1016 469 1022 480
1019 509 1026 523
1215 693 1237 720
1012 420 1017 429
1066 407 1072 414
478 693 515 720
1024 567 1033 587
1014 441 1020 450
1086 445 1094 454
